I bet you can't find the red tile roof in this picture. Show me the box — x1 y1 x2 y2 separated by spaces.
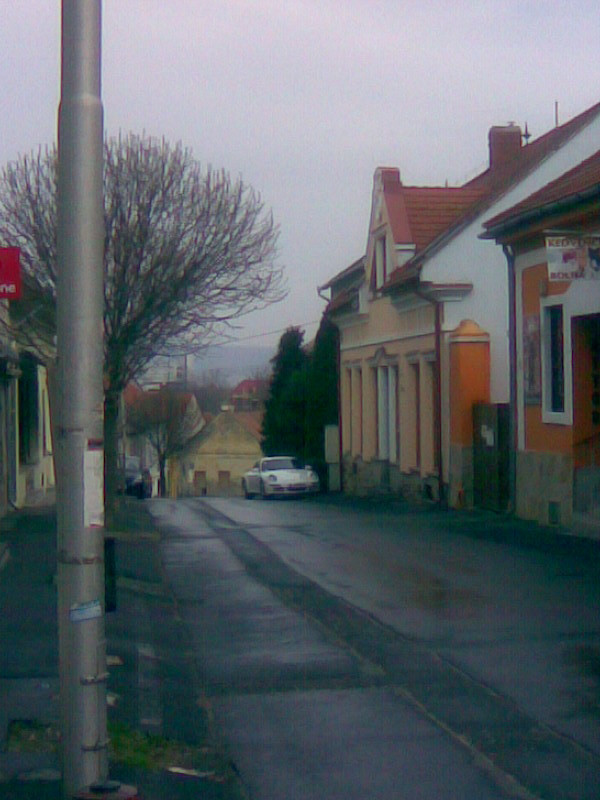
318 256 365 292
233 410 264 440
123 381 143 408
232 379 267 397
325 286 360 316
483 148 600 235
390 186 487 250
467 101 600 195
385 101 600 288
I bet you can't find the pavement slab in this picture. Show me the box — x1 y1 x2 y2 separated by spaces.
213 687 507 800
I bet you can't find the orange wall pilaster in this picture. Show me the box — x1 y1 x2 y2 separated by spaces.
449 320 491 446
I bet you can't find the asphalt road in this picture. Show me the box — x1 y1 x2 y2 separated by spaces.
148 496 600 800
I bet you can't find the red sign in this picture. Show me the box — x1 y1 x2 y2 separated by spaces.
0 247 21 299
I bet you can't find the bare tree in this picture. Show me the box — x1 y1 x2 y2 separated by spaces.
127 387 204 497
0 134 285 522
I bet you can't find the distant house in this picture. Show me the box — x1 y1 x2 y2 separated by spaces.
323 102 600 507
124 383 205 496
230 378 269 412
175 407 263 496
483 150 600 532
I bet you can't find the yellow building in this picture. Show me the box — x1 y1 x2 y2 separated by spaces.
323 106 600 506
174 408 263 497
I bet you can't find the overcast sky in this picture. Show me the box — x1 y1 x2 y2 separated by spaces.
1 1 599 351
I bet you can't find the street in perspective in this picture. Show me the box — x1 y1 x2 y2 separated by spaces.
146 494 600 800
2 5 600 799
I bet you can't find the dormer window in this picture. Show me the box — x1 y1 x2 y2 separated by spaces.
374 235 387 289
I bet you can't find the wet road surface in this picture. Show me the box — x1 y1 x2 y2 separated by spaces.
149 497 600 800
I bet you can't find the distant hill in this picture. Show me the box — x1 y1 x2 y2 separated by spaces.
191 344 275 386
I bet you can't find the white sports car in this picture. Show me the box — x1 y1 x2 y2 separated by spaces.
242 456 320 498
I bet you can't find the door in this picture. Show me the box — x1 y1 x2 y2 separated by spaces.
572 314 600 520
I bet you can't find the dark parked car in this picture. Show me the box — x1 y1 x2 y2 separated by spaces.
124 455 153 499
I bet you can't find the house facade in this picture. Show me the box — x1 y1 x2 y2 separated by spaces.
0 309 19 514
483 151 600 532
0 346 55 512
324 102 600 507
174 408 263 497
15 353 55 505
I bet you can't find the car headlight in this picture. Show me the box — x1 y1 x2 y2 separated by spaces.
268 474 278 483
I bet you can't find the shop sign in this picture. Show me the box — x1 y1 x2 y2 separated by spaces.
0 247 21 299
546 235 600 281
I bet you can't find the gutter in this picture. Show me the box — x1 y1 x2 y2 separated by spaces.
503 244 517 513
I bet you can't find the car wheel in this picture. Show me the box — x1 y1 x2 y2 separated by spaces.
260 480 269 499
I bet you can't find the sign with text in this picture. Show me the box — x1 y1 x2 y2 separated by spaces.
0 247 21 299
546 235 600 282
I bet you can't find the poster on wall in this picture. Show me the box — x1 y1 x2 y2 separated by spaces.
546 235 600 281
523 314 541 404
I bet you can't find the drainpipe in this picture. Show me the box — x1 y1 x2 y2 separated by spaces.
415 286 444 505
503 244 517 513
335 324 343 492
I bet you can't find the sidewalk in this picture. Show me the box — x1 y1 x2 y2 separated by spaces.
0 499 243 800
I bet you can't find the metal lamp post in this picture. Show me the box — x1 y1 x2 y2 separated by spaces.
56 1 107 795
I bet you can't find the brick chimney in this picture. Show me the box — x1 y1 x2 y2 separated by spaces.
488 125 522 170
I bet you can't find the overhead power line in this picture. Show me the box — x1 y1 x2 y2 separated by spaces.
235 318 322 343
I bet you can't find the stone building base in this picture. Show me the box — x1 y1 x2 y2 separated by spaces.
516 450 573 527
448 443 474 509
342 456 440 503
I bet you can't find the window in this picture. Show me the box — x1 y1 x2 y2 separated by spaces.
374 236 387 289
543 304 565 414
541 302 571 424
375 365 398 462
548 306 564 412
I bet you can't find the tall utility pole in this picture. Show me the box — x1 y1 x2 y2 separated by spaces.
56 1 107 795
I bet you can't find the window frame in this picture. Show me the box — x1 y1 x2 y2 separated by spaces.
374 235 387 290
540 299 572 425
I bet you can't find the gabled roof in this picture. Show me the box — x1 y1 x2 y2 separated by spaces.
466 102 600 195
185 408 263 449
325 286 361 316
482 148 600 238
320 256 365 319
231 379 267 397
233 410 264 440
385 100 600 288
319 256 365 293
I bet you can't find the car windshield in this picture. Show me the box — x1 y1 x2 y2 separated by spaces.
262 457 298 471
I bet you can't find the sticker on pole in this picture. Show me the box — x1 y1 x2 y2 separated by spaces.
0 247 21 299
84 447 104 528
70 599 102 623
